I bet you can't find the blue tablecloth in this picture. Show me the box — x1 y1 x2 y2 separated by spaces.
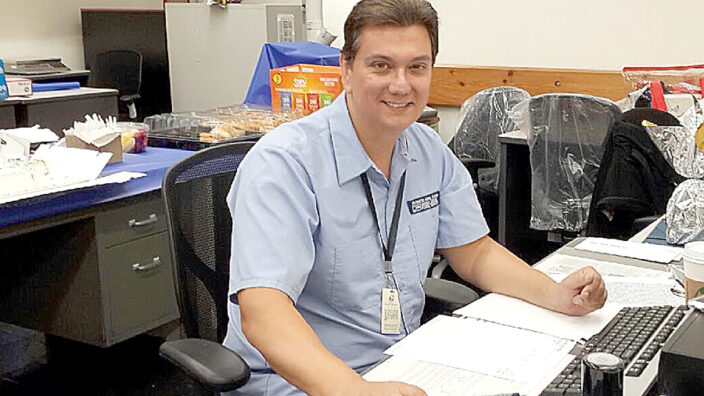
0 147 193 228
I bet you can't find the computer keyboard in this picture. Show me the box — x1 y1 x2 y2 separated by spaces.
541 305 690 396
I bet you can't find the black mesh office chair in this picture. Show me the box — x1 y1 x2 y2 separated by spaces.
526 93 622 236
159 142 254 392
158 141 477 390
88 50 143 120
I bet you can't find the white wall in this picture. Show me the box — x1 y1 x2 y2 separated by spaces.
4 1 703 140
323 0 704 141
0 0 162 71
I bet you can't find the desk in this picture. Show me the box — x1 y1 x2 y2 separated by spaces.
0 148 193 346
10 87 118 136
498 130 561 261
368 230 684 395
0 97 20 129
7 70 91 86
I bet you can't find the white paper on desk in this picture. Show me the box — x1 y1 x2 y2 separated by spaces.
33 145 111 184
364 355 540 396
575 237 682 263
536 254 672 280
546 271 684 308
2 125 59 144
0 171 145 205
454 293 620 342
601 276 684 307
0 133 29 159
385 315 575 383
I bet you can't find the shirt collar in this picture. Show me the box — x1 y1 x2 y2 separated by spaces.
329 93 416 186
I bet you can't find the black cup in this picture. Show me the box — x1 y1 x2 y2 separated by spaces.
582 352 625 396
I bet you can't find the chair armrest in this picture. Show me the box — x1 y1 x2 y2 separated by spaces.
630 215 662 237
120 94 141 102
159 338 250 392
458 157 495 184
423 277 479 307
459 157 495 171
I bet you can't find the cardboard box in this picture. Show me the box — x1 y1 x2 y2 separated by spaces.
6 77 32 97
65 134 123 164
270 64 342 114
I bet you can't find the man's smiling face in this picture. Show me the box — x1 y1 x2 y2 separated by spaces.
342 23 433 137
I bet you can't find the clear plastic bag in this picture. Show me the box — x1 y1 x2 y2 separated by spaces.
143 105 304 143
511 94 621 232
622 64 704 95
452 87 530 193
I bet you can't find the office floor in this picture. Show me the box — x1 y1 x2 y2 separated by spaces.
0 334 205 396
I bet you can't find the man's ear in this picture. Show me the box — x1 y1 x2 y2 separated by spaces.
340 54 351 93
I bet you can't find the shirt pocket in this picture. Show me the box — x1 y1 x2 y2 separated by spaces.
408 207 439 280
330 234 384 311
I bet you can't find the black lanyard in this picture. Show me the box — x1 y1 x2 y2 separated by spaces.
360 171 407 275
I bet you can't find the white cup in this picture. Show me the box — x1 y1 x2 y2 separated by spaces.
682 241 704 300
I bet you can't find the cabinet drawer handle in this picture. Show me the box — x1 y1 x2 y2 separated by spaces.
132 256 162 272
128 214 158 228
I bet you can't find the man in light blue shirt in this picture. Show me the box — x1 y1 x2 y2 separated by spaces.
225 1 607 395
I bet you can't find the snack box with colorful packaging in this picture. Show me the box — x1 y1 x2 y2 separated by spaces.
269 64 342 115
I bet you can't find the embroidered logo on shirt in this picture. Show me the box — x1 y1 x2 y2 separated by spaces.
407 191 439 214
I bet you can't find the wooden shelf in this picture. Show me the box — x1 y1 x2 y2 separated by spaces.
429 65 628 107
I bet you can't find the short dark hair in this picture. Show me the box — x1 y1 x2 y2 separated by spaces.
341 0 439 64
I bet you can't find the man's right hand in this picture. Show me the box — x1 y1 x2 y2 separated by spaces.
355 380 427 396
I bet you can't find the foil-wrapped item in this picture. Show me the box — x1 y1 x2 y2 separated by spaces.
666 179 704 244
645 125 704 178
645 103 704 178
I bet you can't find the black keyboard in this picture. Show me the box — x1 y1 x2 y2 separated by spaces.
541 305 689 396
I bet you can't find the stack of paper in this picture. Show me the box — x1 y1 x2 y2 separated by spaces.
363 354 557 396
454 293 621 342
535 254 672 279
537 253 684 307
574 237 682 263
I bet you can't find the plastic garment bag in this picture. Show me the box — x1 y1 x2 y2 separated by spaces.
451 87 530 193
511 94 621 232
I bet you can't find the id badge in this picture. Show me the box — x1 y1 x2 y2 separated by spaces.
381 288 401 334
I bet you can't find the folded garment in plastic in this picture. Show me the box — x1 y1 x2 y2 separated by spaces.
666 179 704 245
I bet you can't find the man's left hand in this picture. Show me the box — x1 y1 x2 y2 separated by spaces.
552 266 607 316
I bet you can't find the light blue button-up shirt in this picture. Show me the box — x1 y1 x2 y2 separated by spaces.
223 94 489 395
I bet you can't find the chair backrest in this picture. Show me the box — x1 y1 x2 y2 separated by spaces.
621 107 681 128
586 117 685 239
450 86 530 193
162 142 255 342
88 50 143 96
527 93 622 233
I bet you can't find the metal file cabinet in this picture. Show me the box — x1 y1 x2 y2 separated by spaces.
0 191 179 346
